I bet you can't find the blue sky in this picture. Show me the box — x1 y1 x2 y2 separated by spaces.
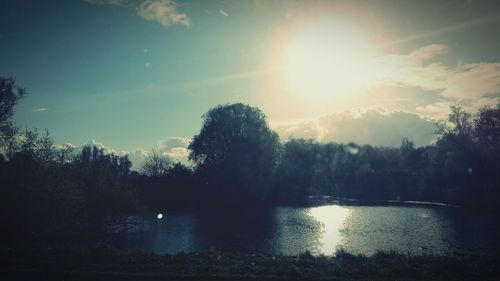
1 0 500 166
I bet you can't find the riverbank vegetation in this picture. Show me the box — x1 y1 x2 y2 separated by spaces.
1 76 499 252
2 249 500 281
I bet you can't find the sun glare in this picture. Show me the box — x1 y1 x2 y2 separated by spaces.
308 205 350 254
286 20 376 101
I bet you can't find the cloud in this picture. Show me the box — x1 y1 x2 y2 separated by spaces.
77 140 146 170
127 149 149 171
85 140 129 156
53 137 191 171
84 0 190 28
407 44 449 65
382 13 500 47
415 102 451 122
375 44 500 119
53 142 77 150
52 140 133 165
157 136 190 150
156 137 190 163
74 138 190 170
138 0 191 27
273 109 437 147
219 10 228 17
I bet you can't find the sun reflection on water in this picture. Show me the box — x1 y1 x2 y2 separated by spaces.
308 205 350 254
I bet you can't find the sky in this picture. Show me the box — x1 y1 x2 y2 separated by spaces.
1 0 500 168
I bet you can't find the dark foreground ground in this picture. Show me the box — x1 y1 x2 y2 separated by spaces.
1 249 500 281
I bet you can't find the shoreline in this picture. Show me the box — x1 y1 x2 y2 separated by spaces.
305 196 460 208
1 250 499 281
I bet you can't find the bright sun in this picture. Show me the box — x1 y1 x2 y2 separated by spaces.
286 20 376 100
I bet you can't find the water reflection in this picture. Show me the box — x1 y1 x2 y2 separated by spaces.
114 214 201 254
150 214 200 254
307 205 350 254
273 207 322 255
113 204 500 256
339 206 450 255
194 208 277 253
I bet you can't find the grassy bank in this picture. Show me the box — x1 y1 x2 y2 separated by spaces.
1 248 500 281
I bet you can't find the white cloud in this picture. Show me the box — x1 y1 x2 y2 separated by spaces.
51 140 131 165
87 137 191 170
53 142 77 150
85 140 129 156
157 136 190 151
156 136 190 163
127 149 149 171
273 109 437 147
138 0 191 27
219 10 228 17
415 102 451 122
64 138 190 171
69 140 145 170
407 44 449 65
84 0 190 28
375 44 500 119
168 147 189 157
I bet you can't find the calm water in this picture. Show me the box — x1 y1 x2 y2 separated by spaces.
113 204 500 256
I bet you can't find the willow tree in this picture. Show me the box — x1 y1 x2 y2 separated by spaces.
189 103 280 208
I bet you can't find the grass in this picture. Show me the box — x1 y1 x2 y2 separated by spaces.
1 248 500 280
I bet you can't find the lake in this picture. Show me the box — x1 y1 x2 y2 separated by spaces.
113 204 500 256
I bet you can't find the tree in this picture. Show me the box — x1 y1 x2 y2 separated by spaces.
117 155 132 177
399 137 416 168
141 148 172 177
274 138 323 204
436 105 473 139
0 77 25 158
54 143 76 165
0 122 19 159
189 103 280 206
474 104 500 157
471 105 500 206
0 77 25 127
35 129 54 165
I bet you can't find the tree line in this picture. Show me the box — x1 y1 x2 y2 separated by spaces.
1 76 499 250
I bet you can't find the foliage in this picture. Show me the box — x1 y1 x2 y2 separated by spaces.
272 104 500 208
2 249 500 281
141 148 172 177
0 77 25 126
1 76 500 253
0 77 25 158
132 161 196 212
189 103 280 208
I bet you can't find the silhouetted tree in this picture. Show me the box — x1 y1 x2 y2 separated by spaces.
189 103 280 208
0 122 19 159
0 77 25 127
474 104 500 158
437 105 474 140
54 143 76 165
141 148 172 177
0 77 25 158
35 129 55 165
274 139 324 204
